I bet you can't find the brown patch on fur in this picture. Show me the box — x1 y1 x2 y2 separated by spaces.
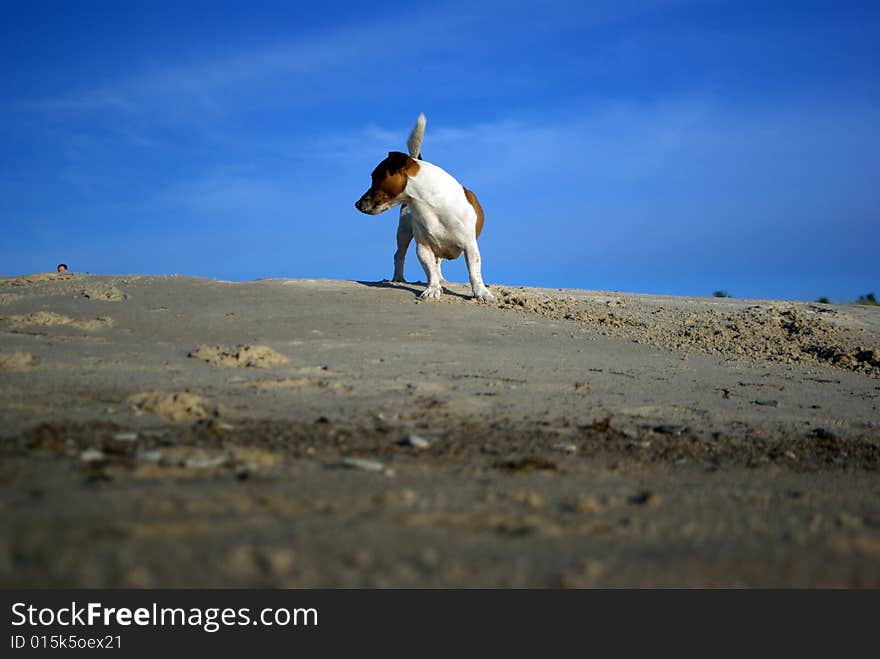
463 187 484 238
372 151 420 199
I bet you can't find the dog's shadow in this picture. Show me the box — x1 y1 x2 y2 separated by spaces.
355 280 472 301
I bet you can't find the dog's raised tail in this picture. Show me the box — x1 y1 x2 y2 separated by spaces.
406 112 426 159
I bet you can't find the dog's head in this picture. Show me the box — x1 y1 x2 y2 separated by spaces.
355 151 420 215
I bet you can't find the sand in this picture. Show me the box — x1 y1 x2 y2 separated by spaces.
0 272 878 587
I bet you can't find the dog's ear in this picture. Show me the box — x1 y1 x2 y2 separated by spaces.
386 151 420 177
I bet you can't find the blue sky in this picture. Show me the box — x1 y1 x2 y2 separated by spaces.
1 0 878 301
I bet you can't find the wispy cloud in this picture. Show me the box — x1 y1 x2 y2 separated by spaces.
19 7 462 121
16 0 718 122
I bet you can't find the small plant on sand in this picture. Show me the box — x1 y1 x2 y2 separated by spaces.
856 292 878 306
816 297 831 304
713 290 731 298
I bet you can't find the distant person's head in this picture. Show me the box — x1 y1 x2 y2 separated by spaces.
57 263 68 273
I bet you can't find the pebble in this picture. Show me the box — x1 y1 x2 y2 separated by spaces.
551 442 578 454
196 419 235 432
79 448 106 463
112 432 138 442
184 454 228 469
628 490 661 506
652 425 687 435
753 399 779 407
340 457 386 472
397 434 431 449
136 449 162 463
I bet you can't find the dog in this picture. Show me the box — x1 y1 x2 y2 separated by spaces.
355 114 495 302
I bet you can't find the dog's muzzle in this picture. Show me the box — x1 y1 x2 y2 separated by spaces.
355 196 380 215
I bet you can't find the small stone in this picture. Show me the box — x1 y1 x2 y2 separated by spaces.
652 425 687 435
523 492 543 509
136 449 162 463
397 434 431 449
112 432 138 442
339 457 385 472
264 548 297 574
195 418 235 432
753 399 778 407
573 496 603 514
79 448 106 463
184 454 228 469
628 490 660 506
552 442 578 454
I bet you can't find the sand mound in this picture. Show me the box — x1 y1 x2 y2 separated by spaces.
669 306 878 370
188 344 288 368
128 391 218 421
0 311 114 330
490 288 879 375
81 285 126 301
0 352 38 370
248 378 313 388
0 273 75 287
0 293 20 305
495 288 645 330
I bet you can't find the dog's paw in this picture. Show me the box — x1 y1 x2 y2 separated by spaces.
419 284 443 300
473 287 496 303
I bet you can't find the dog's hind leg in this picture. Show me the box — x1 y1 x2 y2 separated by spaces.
392 207 413 282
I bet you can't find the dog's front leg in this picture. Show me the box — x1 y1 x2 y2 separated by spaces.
464 240 496 302
416 242 443 299
436 257 448 284
393 208 413 282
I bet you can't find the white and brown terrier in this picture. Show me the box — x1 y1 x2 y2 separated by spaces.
355 114 495 302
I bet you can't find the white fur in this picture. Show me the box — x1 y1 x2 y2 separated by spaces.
406 112 426 159
393 113 447 284
394 159 495 302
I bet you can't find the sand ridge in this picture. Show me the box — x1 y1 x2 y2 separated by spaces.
188 344 289 368
446 285 880 376
0 311 114 330
0 352 38 371
0 273 77 287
